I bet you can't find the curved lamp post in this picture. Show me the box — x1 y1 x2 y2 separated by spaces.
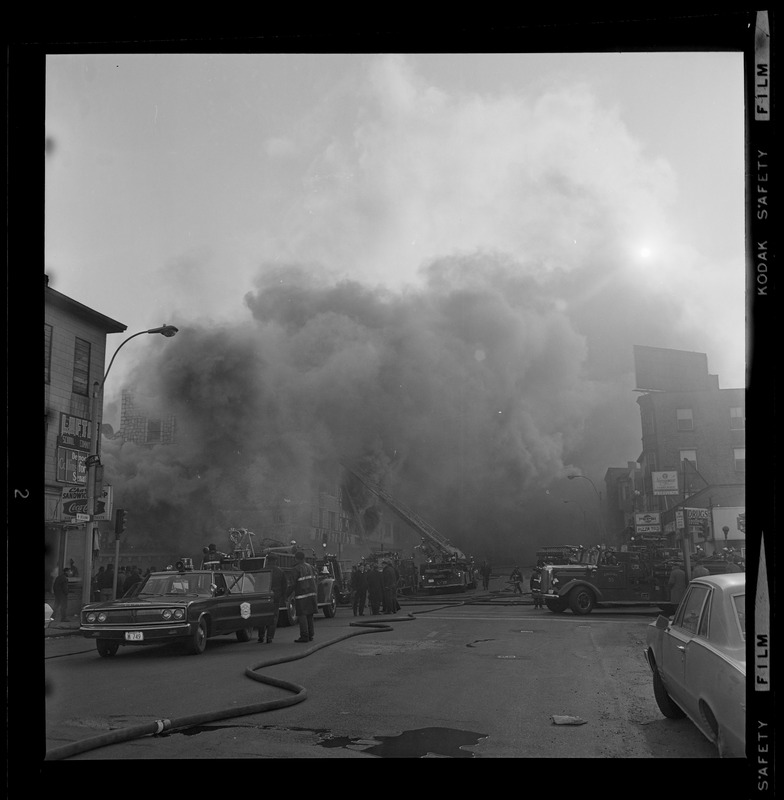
567 473 607 541
81 325 178 607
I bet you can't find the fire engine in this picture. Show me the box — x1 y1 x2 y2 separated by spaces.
342 461 476 594
538 541 683 615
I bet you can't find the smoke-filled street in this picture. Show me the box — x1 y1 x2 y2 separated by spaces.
46 597 724 760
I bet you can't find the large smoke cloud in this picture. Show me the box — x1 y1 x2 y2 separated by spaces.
100 55 740 561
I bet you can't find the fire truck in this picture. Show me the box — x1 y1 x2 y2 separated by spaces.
205 528 343 626
538 540 683 615
342 462 475 594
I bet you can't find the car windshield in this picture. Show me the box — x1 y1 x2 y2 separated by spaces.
733 593 746 640
139 573 214 596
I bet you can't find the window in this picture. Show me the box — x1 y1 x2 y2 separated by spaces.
676 585 710 635
733 593 746 640
679 449 697 471
676 408 694 431
146 418 162 443
72 337 91 396
45 324 53 384
698 593 712 638
730 407 745 430
733 447 746 471
329 511 337 530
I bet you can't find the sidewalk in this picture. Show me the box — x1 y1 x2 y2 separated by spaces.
45 619 82 638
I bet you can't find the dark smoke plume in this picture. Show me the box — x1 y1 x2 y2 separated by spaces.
101 248 672 561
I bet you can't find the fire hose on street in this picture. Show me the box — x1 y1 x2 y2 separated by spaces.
44 602 464 761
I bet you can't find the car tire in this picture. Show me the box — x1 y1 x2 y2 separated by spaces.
653 667 686 719
545 597 567 613
186 617 208 655
569 587 596 615
96 640 119 658
236 626 253 642
322 591 337 618
279 597 298 627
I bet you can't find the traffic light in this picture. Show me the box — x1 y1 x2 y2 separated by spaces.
114 508 128 539
321 531 328 548
699 520 710 539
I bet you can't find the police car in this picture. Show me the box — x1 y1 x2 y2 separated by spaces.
80 558 277 656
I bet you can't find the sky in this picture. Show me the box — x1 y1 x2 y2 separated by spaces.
44 50 746 559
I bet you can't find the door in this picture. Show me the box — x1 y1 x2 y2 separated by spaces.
659 584 711 717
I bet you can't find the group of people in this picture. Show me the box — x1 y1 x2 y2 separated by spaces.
349 560 401 617
90 563 154 601
506 565 544 608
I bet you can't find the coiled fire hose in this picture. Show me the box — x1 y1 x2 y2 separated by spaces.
44 604 462 761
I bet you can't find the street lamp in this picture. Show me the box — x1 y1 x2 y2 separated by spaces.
81 325 179 607
567 473 607 541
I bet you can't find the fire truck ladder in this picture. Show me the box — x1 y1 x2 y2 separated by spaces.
341 461 467 561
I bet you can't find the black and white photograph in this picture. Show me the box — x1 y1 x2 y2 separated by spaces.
9 12 773 781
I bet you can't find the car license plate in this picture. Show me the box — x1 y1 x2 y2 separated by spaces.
125 631 144 641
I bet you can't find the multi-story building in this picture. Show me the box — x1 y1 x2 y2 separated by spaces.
603 461 644 544
631 345 745 556
44 275 126 596
109 389 419 566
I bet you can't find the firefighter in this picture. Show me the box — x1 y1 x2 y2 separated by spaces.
529 567 544 608
510 566 523 595
351 564 368 616
479 560 492 590
667 562 688 603
366 563 383 614
382 560 400 614
258 553 287 643
290 551 318 643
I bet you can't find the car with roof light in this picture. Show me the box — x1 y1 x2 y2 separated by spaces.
643 573 746 758
80 558 276 656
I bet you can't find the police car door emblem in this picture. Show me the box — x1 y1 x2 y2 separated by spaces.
240 602 251 619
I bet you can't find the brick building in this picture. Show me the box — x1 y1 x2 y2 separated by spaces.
630 346 745 556
44 275 126 598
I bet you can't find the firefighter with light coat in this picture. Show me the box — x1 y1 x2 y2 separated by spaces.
291 551 318 643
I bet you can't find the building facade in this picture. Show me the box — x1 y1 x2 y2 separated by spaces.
630 346 745 556
44 275 126 595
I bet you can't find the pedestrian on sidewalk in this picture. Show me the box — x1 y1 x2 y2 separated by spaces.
53 567 70 622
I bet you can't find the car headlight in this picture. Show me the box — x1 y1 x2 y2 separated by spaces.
86 612 97 623
162 609 173 620
173 608 185 620
97 612 108 622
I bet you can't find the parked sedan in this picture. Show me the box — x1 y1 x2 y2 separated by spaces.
80 560 276 656
644 573 745 757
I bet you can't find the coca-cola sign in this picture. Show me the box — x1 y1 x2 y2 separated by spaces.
61 485 112 520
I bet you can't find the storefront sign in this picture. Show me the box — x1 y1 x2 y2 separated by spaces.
652 471 679 495
57 412 92 451
634 511 661 533
61 485 113 520
56 446 88 484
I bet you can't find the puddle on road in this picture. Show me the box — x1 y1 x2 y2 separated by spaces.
164 723 487 757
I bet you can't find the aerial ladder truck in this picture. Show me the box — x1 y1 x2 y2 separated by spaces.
341 461 476 594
